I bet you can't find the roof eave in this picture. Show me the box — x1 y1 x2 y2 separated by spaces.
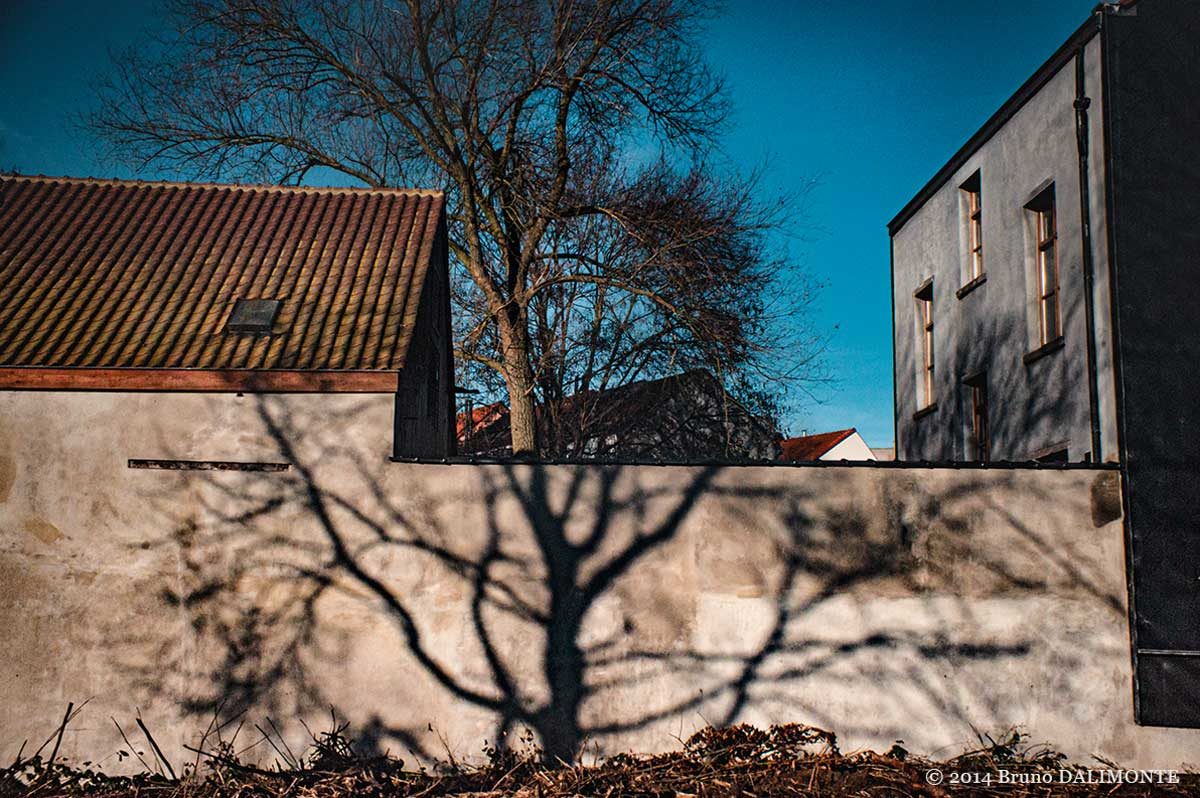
0 367 400 393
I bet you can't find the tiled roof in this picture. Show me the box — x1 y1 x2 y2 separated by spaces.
0 175 445 376
779 428 857 462
456 401 508 439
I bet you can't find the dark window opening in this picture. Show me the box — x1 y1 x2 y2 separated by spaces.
227 298 282 334
915 281 935 409
964 372 990 462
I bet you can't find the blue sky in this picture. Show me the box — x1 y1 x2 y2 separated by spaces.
0 1 1099 447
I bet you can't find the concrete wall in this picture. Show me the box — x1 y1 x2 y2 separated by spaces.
891 29 1120 464
1 390 1196 769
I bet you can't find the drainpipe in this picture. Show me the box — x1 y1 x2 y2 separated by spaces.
1075 46 1103 462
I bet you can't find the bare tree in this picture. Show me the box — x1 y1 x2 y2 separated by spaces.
93 0 822 453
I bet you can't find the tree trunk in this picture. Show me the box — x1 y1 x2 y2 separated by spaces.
505 367 538 455
499 313 539 455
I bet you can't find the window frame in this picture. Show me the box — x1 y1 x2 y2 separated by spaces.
914 280 935 410
960 171 984 284
1026 185 1061 347
967 188 983 280
963 371 990 463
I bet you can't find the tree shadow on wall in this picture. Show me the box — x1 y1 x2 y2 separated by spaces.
120 396 1126 763
898 301 1097 462
638 469 1125 745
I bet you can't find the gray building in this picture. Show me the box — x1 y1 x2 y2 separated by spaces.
890 4 1129 465
891 0 1200 728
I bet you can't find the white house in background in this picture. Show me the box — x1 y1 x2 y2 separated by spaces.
779 428 877 462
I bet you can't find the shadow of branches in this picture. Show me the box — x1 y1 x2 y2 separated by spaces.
118 395 1126 764
898 301 1098 462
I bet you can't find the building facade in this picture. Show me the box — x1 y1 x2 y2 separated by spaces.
0 175 455 459
890 6 1124 465
891 0 1200 728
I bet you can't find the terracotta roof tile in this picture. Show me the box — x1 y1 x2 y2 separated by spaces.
456 401 509 439
0 175 445 373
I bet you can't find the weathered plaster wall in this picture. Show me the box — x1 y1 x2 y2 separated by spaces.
892 31 1119 464
1 391 1194 770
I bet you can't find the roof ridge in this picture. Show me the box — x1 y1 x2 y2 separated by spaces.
0 173 444 198
782 427 857 441
779 428 859 462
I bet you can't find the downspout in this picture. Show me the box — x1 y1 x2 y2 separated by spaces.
1075 44 1104 461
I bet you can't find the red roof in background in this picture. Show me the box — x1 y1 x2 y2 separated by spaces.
456 401 508 440
779 428 857 462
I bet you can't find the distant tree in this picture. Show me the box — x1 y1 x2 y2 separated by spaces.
93 0 823 454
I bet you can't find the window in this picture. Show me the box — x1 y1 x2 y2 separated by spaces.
964 372 989 462
227 298 282 334
915 281 934 409
1027 186 1060 345
962 172 983 282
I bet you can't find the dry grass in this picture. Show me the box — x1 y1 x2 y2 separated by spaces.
2 714 1196 797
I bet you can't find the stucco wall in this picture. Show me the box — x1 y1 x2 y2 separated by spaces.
1 390 1195 770
891 31 1119 464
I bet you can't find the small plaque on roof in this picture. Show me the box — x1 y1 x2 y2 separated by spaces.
227 298 282 334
